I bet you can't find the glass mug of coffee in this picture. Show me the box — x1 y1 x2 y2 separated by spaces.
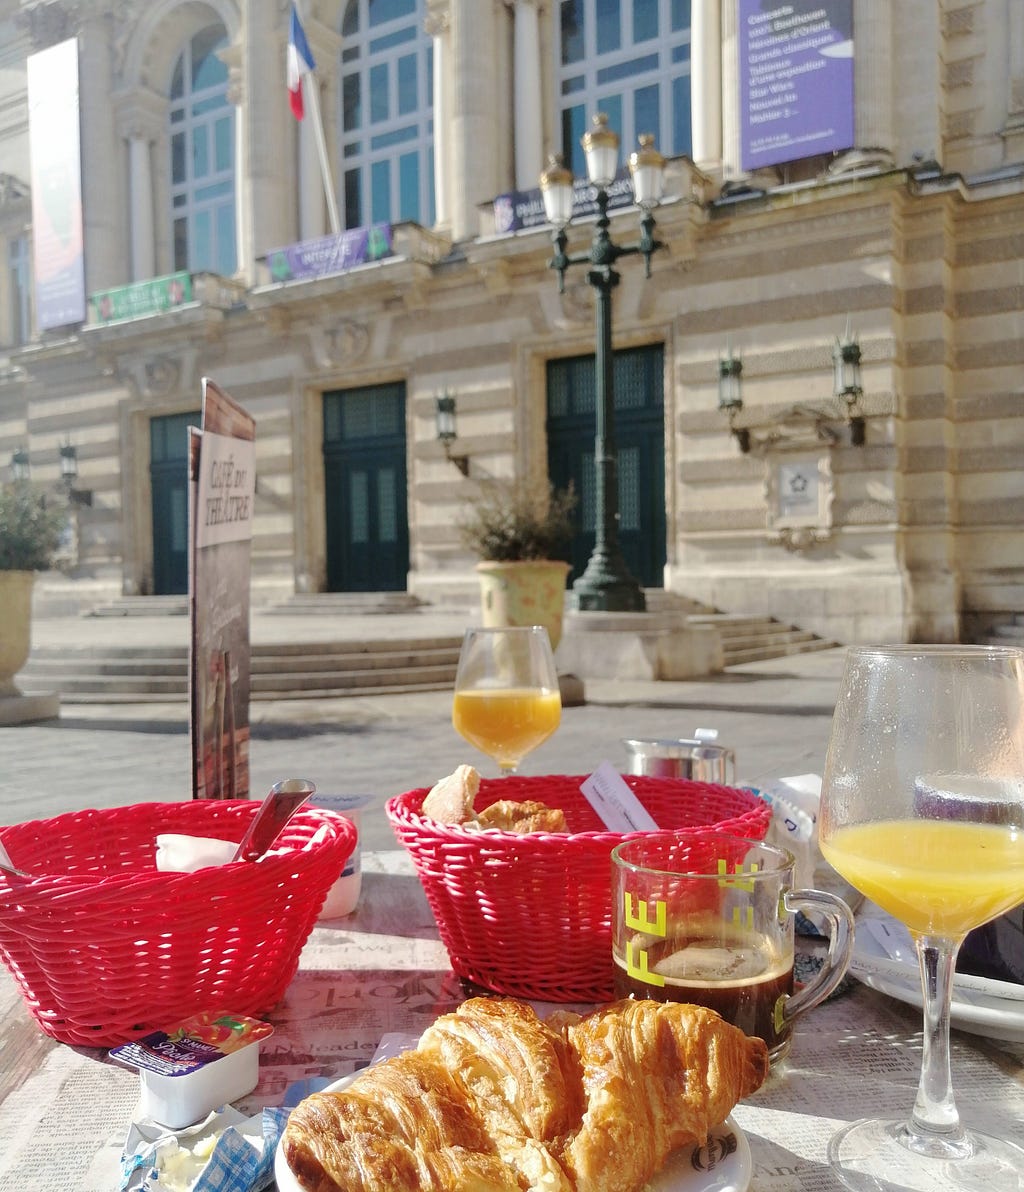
611 832 855 1063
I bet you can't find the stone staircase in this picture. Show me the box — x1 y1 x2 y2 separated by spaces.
687 612 837 666
643 591 837 666
20 637 464 704
20 592 836 704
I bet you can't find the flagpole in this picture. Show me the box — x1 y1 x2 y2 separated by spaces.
303 73 340 235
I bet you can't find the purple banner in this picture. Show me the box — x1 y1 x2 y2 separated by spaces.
266 224 393 282
493 171 637 234
27 38 86 331
739 1 854 172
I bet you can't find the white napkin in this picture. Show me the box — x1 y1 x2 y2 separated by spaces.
155 835 238 873
120 1105 286 1192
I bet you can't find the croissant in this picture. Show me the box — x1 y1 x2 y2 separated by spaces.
281 997 768 1192
476 799 569 834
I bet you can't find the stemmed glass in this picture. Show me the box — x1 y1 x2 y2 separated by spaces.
452 626 561 775
819 645 1024 1191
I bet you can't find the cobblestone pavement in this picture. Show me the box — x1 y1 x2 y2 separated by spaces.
3 611 848 852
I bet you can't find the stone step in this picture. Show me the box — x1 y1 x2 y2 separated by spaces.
20 636 462 703
87 596 189 617
723 638 839 666
686 612 836 664
265 592 427 615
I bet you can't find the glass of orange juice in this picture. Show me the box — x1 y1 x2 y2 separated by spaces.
452 626 561 775
819 644 1024 1191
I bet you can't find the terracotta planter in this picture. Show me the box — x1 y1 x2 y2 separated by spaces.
475 559 571 650
0 570 35 696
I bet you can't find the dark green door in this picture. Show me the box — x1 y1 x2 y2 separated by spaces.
150 410 200 595
323 382 409 591
546 345 666 588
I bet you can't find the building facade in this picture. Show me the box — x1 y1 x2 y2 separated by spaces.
0 0 1022 644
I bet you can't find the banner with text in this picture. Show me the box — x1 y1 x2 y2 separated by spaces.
739 0 854 172
266 224 393 282
27 37 86 331
493 171 637 234
189 379 256 801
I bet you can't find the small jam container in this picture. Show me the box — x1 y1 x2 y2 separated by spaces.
311 794 373 919
110 1011 274 1129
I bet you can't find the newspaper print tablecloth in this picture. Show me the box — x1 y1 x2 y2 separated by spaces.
0 851 1021 1192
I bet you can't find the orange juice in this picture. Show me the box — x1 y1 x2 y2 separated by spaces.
452 687 561 769
821 819 1024 938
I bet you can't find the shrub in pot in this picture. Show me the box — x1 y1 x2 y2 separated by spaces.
459 481 577 650
0 482 64 694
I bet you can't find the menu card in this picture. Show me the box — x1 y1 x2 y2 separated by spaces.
188 378 256 800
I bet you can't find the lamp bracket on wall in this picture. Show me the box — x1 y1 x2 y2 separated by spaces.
59 442 93 506
434 392 469 476
729 400 863 455
443 440 469 476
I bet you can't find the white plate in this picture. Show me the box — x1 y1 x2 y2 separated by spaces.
852 915 1024 1043
275 1073 752 1192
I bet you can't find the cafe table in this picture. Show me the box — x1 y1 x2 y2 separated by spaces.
0 849 1022 1192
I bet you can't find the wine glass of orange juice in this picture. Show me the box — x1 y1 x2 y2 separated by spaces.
452 627 561 775
819 645 1024 1192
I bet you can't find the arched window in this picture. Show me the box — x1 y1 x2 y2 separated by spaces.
557 0 691 174
169 24 236 275
339 0 434 229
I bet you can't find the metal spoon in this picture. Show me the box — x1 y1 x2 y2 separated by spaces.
231 778 316 862
0 839 28 879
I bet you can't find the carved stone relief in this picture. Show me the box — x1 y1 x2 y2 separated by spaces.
764 448 835 553
306 320 370 370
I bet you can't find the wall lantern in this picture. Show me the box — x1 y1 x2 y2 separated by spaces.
10 448 30 482
434 392 469 476
59 441 93 505
833 328 866 446
718 350 749 453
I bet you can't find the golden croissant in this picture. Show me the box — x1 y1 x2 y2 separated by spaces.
281 996 768 1192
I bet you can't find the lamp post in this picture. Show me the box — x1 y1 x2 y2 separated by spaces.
539 114 665 613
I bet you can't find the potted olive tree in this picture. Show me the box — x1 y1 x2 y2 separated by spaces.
459 481 577 650
0 481 63 696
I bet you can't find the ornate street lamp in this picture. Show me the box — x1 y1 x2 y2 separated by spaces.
539 114 665 612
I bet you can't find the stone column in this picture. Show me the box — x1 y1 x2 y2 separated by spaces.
75 11 121 291
449 0 496 241
128 134 155 281
851 0 894 157
1004 0 1024 138
512 0 543 190
691 0 722 170
115 90 165 283
720 0 740 178
426 1 451 230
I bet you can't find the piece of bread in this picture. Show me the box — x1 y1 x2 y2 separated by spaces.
476 799 568 834
281 997 768 1192
421 764 481 825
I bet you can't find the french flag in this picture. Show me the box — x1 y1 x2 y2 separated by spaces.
287 4 316 120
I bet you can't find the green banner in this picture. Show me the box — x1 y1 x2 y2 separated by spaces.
91 272 192 323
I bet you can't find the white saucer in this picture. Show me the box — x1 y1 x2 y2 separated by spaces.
852 915 1024 1043
275 1074 752 1192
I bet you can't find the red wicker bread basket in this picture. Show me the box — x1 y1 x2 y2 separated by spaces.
386 775 771 1003
0 800 356 1046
